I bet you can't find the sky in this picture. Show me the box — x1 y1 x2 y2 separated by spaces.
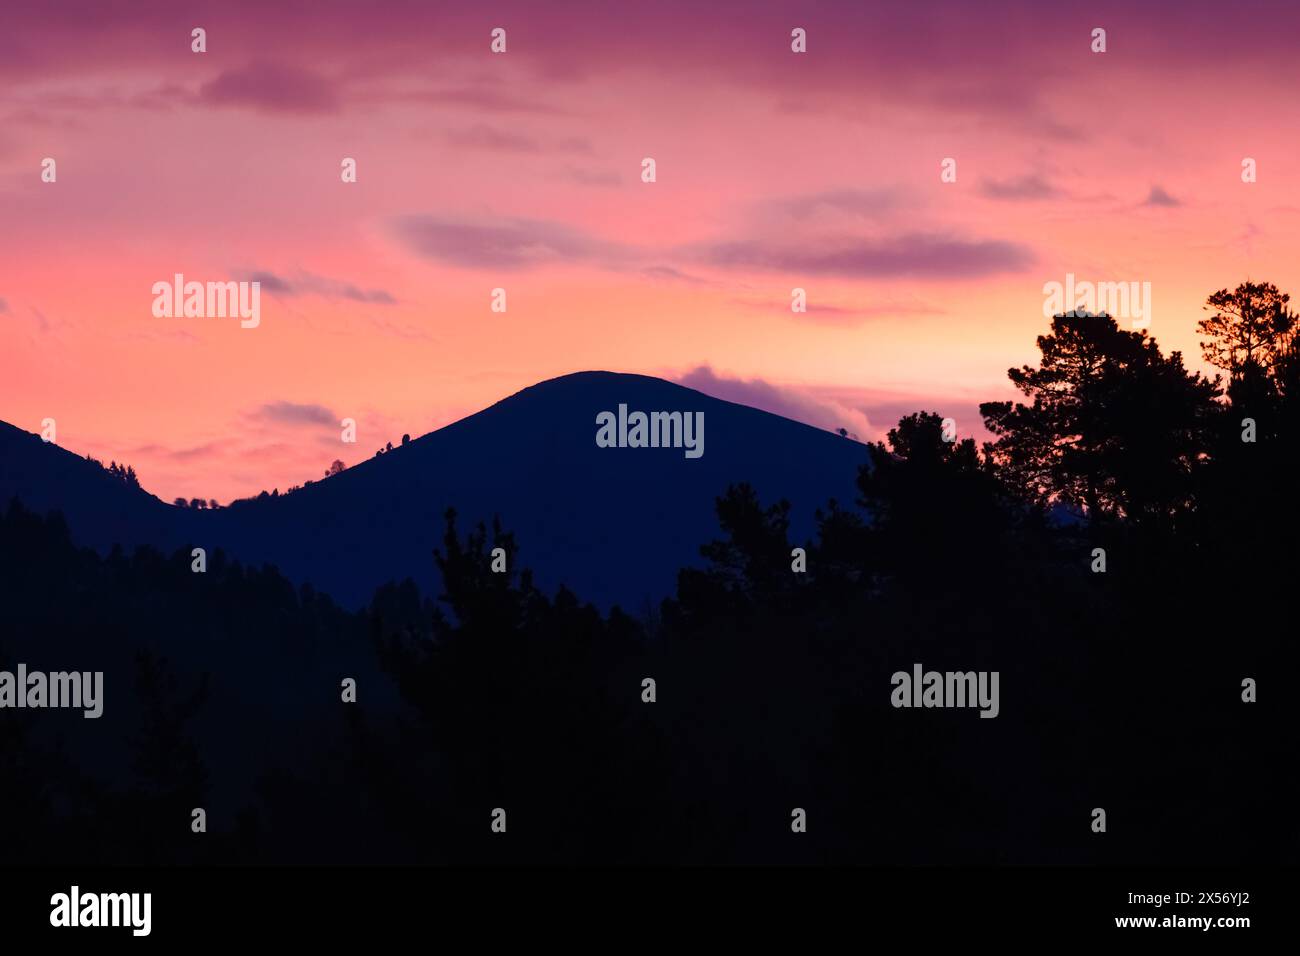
2 0 1298 503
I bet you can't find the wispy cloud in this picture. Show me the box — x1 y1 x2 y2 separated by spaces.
979 173 1060 201
250 401 337 427
387 85 566 116
390 215 616 270
122 327 200 344
240 270 397 305
641 265 711 285
366 315 435 342
444 124 541 152
694 233 1035 279
125 439 227 462
389 212 1033 282
731 295 944 326
562 166 622 187
199 62 341 114
675 365 873 437
1143 185 1181 207
761 188 907 224
439 126 598 155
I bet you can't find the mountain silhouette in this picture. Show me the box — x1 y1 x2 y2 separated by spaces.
0 371 869 611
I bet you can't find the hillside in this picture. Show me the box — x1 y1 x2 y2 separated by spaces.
1 372 871 611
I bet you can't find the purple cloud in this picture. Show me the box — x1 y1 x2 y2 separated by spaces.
556 137 595 154
445 125 540 152
1143 186 1181 207
390 215 610 270
251 401 337 427
199 63 340 114
240 270 396 304
167 440 228 462
979 174 1060 200
8 2 1300 132
675 365 872 437
563 166 622 187
438 127 596 156
127 440 226 462
731 295 944 326
387 209 1031 282
642 265 710 285
764 188 905 222
695 233 1035 279
393 86 566 116
246 271 293 294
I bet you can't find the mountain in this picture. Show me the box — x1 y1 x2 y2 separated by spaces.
0 419 182 551
0 371 871 611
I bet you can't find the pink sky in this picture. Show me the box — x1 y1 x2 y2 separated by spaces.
3 0 1298 503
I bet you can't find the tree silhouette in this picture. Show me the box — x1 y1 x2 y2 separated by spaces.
368 508 661 863
1199 281 1296 377
105 461 141 489
857 411 1014 581
980 312 1221 526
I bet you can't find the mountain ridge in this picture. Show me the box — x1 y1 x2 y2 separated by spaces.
1 371 871 610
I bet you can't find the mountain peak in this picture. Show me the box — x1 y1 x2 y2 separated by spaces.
0 372 869 610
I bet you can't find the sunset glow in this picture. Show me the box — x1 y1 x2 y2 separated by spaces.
3 0 1297 502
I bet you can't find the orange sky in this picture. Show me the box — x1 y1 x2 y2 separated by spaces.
3 0 1299 502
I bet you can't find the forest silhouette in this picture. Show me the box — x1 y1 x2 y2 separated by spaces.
0 282 1294 865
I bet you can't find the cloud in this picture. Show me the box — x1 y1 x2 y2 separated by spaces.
199 63 340 114
979 174 1060 201
251 401 337 427
444 124 540 152
763 188 905 223
850 394 993 444
246 271 294 294
393 86 566 116
556 137 594 154
388 212 1032 283
642 265 710 285
1143 185 1181 207
241 270 397 304
0 297 8 315
675 365 873 437
390 215 615 270
366 314 435 342
441 126 599 155
7 2 1300 134
125 439 226 462
731 295 944 326
673 368 1003 446
694 233 1035 279
123 327 200 344
168 440 228 462
563 166 622 187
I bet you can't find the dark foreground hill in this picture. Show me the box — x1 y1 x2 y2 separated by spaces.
0 371 870 611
